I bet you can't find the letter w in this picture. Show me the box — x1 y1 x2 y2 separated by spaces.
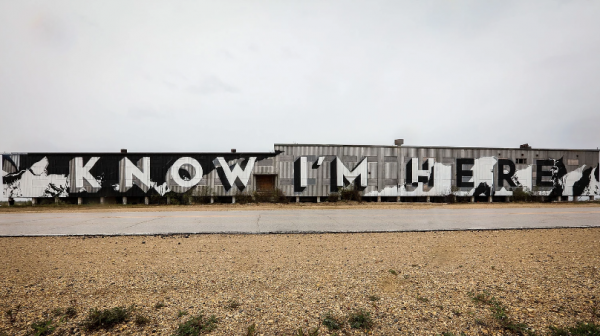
214 157 256 190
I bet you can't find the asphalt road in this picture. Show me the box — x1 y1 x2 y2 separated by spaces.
0 207 599 236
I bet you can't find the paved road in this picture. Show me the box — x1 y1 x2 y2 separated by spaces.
0 207 599 236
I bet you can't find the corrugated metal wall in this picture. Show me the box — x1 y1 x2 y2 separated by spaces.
274 144 401 197
274 144 600 198
3 145 599 199
2 152 279 198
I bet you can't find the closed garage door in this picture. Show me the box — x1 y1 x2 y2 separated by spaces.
255 175 276 191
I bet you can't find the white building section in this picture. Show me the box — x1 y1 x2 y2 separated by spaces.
564 166 584 197
474 157 496 194
592 167 600 196
431 162 453 195
364 185 397 197
514 165 533 191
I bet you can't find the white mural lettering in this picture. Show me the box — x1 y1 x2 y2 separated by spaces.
119 157 152 193
1 151 597 200
298 157 307 188
168 157 203 190
334 157 367 188
214 157 256 190
69 157 101 192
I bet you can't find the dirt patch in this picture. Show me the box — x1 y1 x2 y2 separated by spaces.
427 244 463 267
1 228 599 335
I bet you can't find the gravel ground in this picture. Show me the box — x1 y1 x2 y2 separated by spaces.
0 228 599 335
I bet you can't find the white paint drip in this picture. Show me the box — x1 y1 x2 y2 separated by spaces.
454 157 497 197
495 165 532 196
3 157 69 198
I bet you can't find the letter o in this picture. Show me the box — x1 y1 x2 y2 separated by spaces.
170 157 203 187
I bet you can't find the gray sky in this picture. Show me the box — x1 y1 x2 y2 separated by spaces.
1 0 599 153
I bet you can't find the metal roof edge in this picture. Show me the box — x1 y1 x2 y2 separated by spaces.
5 151 278 155
273 143 399 148
273 144 599 152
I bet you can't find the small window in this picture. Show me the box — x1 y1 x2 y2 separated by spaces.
516 158 527 164
567 159 579 166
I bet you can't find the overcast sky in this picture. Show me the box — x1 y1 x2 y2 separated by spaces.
1 0 599 154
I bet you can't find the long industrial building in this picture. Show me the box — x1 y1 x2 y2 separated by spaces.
2 140 599 204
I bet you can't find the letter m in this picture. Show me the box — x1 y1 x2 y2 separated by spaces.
332 157 368 189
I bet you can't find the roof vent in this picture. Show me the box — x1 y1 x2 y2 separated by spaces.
121 149 127 154
519 143 531 149
394 139 404 146
231 149 236 153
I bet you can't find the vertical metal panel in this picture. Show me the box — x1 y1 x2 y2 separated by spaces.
384 162 398 179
